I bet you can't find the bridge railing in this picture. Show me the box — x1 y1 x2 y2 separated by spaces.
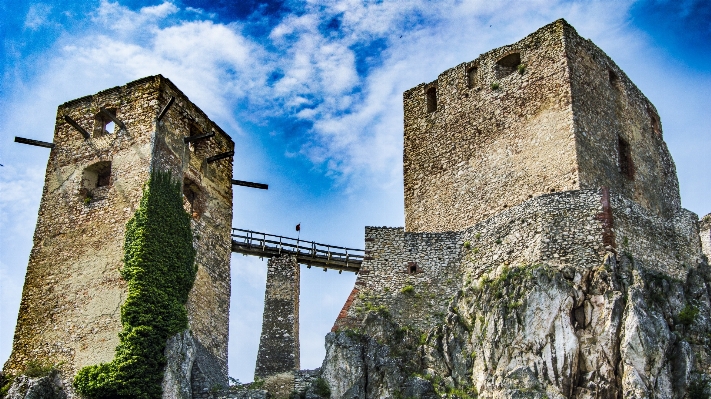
231 228 365 267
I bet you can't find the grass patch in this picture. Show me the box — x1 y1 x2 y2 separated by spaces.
401 285 415 294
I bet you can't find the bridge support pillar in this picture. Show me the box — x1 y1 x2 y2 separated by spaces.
255 255 300 393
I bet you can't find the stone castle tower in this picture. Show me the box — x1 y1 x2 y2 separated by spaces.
404 19 679 233
4 76 234 388
327 20 709 398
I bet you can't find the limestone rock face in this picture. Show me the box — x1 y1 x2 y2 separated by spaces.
321 253 711 398
163 330 196 399
5 370 67 399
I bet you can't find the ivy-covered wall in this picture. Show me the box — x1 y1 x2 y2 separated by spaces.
74 171 196 399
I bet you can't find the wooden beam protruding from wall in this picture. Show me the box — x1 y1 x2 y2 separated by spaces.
184 131 215 144
63 115 90 139
206 150 234 164
231 179 268 190
156 96 175 121
14 137 55 148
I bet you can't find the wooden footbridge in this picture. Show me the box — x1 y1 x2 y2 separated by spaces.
231 228 364 273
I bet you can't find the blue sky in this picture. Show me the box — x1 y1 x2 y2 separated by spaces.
1 0 709 382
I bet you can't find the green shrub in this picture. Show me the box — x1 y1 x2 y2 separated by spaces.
0 372 14 397
490 82 500 90
312 377 331 398
463 241 471 249
401 285 415 294
517 63 526 74
679 304 699 326
688 378 708 399
74 171 197 399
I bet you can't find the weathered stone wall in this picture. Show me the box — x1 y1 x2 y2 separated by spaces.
610 193 702 280
4 75 234 390
700 214 711 261
403 19 681 233
403 19 577 232
4 77 158 382
327 192 707 398
255 255 300 378
565 23 681 219
293 368 320 395
156 78 234 381
338 189 699 333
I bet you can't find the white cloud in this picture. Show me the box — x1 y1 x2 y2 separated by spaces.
24 3 53 29
92 0 178 34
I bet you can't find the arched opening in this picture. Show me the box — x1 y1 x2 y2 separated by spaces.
426 87 437 113
495 53 521 79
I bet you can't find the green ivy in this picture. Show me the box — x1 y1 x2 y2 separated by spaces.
74 171 197 399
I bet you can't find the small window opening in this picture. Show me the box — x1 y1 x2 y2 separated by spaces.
188 123 204 153
93 109 117 137
183 179 203 218
495 53 521 79
82 161 111 190
608 69 618 86
407 262 419 274
648 109 661 136
608 69 621 90
467 67 478 88
426 87 437 113
618 136 634 179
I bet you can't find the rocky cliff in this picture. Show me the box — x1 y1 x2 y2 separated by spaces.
320 252 711 398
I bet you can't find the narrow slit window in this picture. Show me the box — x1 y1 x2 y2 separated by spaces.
188 123 203 153
183 179 203 218
467 67 478 88
426 87 437 113
607 69 617 85
618 136 634 179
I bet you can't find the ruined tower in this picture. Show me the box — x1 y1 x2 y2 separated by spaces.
403 19 680 233
4 76 234 389
328 21 708 398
